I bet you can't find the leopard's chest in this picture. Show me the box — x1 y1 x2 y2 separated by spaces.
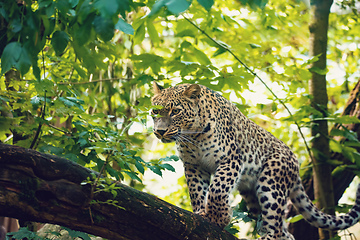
177 122 267 185
177 136 224 174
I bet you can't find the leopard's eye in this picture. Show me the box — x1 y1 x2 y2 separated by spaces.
171 109 181 115
152 109 159 115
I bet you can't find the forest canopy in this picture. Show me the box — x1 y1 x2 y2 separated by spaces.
1 0 360 239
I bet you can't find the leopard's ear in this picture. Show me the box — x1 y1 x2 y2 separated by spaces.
183 84 201 100
153 81 164 95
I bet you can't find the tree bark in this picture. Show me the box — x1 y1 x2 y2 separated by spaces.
288 79 360 239
308 0 334 239
0 143 239 240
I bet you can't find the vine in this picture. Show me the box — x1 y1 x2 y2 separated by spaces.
183 15 314 162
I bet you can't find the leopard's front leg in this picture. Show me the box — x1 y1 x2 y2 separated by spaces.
204 161 241 228
184 162 211 213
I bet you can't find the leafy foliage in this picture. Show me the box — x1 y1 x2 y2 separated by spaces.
7 227 46 240
7 226 91 240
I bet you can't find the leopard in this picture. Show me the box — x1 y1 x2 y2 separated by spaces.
151 82 360 240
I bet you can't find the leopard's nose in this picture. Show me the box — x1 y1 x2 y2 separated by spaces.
156 129 167 136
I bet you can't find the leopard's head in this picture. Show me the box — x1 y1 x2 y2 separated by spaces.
151 83 202 143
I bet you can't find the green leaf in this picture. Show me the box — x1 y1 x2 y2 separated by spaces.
344 141 360 148
212 47 227 57
69 0 80 8
44 1 56 17
159 163 175 172
16 48 32 75
93 15 114 42
94 0 119 17
166 0 192 14
192 47 211 65
7 227 40 239
74 18 94 45
51 31 69 56
10 18 22 33
131 53 164 74
332 165 347 177
111 189 118 198
306 54 321 64
170 155 179 161
148 0 167 16
329 128 346 137
271 102 277 112
330 126 359 144
329 140 342 153
133 19 145 45
327 160 343 166
1 42 32 75
239 0 269 9
168 60 199 76
32 62 41 80
149 0 192 16
249 43 261 48
125 171 142 182
176 29 196 38
59 97 85 111
353 152 360 169
115 18 134 35
196 0 213 11
342 146 356 163
56 0 71 15
77 0 94 23
147 20 160 44
117 0 130 18
160 155 180 162
63 227 91 240
288 214 304 223
39 145 64 156
64 153 79 162
135 160 145 174
30 95 43 106
149 165 162 177
0 117 15 132
34 78 55 92
0 4 8 21
73 64 87 78
309 66 328 75
334 115 360 124
39 145 65 155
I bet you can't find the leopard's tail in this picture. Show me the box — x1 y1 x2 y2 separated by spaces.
290 178 360 230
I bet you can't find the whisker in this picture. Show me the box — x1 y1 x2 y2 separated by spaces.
175 137 193 151
176 138 188 149
177 135 200 149
178 141 198 155
181 130 205 134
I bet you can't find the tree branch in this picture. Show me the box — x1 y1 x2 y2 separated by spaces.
0 143 239 240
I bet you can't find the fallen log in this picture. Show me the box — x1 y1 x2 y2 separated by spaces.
0 143 238 240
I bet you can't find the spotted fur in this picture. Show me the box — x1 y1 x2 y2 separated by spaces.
151 83 360 239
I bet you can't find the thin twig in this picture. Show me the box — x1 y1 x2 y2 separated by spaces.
17 77 133 84
47 123 71 134
59 78 132 85
30 50 48 150
29 91 46 149
89 153 110 224
183 15 314 162
92 158 108 193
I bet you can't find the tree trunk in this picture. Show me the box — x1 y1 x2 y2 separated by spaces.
288 79 360 239
0 143 239 240
308 0 334 239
